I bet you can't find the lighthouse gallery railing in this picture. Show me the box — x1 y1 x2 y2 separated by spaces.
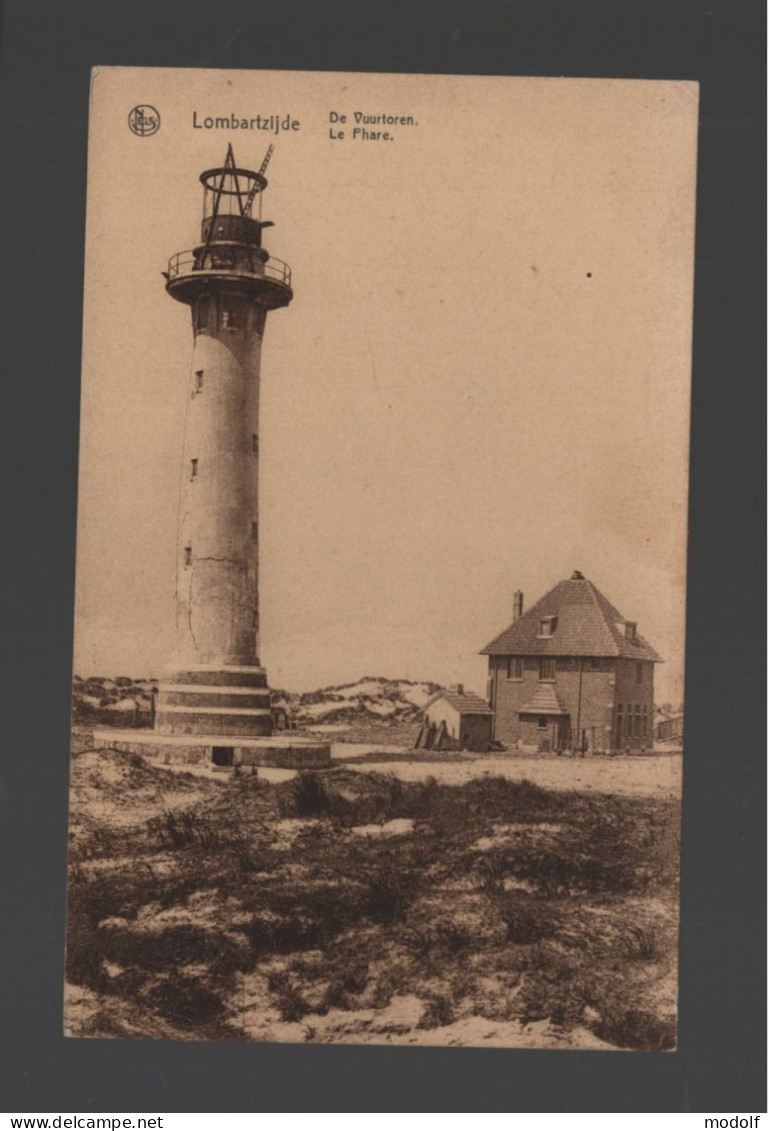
167 250 292 288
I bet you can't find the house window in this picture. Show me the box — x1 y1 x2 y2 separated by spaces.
194 370 204 393
190 458 198 479
539 657 556 681
635 662 643 684
507 657 523 679
539 616 558 637
251 521 258 541
634 704 642 738
625 621 637 641
184 546 192 568
642 705 649 739
252 434 259 454
588 657 601 671
537 717 548 730
616 703 623 745
221 307 239 328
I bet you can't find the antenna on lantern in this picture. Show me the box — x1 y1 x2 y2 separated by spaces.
244 144 274 219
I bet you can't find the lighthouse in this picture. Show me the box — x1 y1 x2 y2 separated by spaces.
154 145 291 739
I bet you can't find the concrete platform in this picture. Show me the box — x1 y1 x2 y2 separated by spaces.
91 728 332 769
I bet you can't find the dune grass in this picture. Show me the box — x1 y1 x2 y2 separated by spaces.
66 752 679 1049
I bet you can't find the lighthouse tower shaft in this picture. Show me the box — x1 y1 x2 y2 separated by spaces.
155 146 292 738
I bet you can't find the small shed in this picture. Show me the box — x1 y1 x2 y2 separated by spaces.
416 684 493 752
655 713 684 742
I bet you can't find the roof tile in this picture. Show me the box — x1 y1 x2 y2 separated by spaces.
481 576 662 661
423 689 493 715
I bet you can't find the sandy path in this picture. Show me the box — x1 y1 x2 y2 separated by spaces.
334 752 682 799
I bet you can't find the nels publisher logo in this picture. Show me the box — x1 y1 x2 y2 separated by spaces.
128 104 160 137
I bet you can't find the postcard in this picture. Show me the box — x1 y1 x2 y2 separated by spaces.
66 66 697 1048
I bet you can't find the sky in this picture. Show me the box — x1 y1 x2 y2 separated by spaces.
74 69 698 704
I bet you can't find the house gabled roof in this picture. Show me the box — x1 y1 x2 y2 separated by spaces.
422 689 493 716
480 573 662 661
517 683 568 716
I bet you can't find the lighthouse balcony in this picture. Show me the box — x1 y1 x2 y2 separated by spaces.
165 248 292 308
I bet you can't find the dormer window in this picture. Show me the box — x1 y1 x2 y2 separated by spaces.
539 616 558 637
625 621 637 641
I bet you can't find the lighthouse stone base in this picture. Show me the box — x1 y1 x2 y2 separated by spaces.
92 662 332 769
154 664 275 737
91 729 332 770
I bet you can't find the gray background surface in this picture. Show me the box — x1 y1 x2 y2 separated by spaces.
0 0 764 1112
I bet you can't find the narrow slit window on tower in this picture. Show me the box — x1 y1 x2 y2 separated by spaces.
221 308 238 329
251 434 259 454
251 521 258 541
190 458 198 480
184 546 192 568
194 370 204 393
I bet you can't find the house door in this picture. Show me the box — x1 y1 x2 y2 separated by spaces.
554 717 571 752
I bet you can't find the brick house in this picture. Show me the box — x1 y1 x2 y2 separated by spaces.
481 571 662 753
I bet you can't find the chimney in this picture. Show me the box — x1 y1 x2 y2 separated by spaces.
452 683 464 696
512 590 524 621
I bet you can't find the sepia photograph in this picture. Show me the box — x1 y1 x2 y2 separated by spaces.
66 66 698 1051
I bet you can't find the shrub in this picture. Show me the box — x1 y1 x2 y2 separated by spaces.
418 994 456 1029
474 854 507 895
65 917 109 991
404 776 441 819
497 893 559 944
150 809 221 850
362 865 417 924
245 910 339 954
288 772 333 817
234 847 267 873
101 923 225 971
619 925 661 961
594 1007 676 1051
148 976 225 1029
322 965 369 1012
401 920 471 956
267 972 311 1022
